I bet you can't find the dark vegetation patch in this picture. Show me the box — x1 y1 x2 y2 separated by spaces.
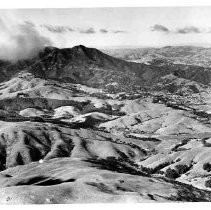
165 168 180 179
147 193 156 200
115 184 134 192
13 175 76 186
203 163 211 172
81 103 112 115
164 163 193 179
202 138 211 147
140 162 192 179
125 134 161 142
85 157 148 176
0 97 89 112
152 95 190 111
140 162 171 175
44 141 74 160
169 180 211 202
0 144 6 171
205 179 211 188
175 164 191 174
86 182 116 194
171 138 190 152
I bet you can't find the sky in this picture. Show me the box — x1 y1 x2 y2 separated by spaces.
1 7 211 60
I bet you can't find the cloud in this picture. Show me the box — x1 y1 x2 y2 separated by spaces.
113 30 127 34
0 18 52 61
176 26 202 34
150 24 206 34
23 21 35 27
150 24 170 33
207 28 211 33
79 27 96 34
41 25 126 35
100 29 108 33
41 24 74 33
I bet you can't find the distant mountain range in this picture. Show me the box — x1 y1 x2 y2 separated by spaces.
0 45 211 92
102 45 211 67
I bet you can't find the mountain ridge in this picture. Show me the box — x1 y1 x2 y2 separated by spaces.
1 45 211 203
0 45 211 92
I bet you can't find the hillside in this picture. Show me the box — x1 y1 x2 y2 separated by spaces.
1 45 211 203
1 45 211 90
103 46 211 67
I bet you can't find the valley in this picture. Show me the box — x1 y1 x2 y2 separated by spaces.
0 45 211 203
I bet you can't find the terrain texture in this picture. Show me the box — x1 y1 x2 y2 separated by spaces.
1 45 211 203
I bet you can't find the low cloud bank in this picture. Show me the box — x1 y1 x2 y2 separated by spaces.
0 19 52 61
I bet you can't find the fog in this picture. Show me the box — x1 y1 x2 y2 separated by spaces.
0 18 52 61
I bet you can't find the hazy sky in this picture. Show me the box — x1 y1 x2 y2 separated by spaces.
1 7 211 51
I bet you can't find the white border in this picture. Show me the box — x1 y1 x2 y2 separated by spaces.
0 0 211 9
1 1 211 210
2 202 211 209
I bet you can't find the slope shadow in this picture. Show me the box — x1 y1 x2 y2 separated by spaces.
84 157 148 177
86 182 117 195
14 176 76 186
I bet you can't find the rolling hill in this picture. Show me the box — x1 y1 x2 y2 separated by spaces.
0 45 211 203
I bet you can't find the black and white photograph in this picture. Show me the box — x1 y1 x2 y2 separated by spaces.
1 0 211 205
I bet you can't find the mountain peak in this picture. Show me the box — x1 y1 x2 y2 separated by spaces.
73 45 87 49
